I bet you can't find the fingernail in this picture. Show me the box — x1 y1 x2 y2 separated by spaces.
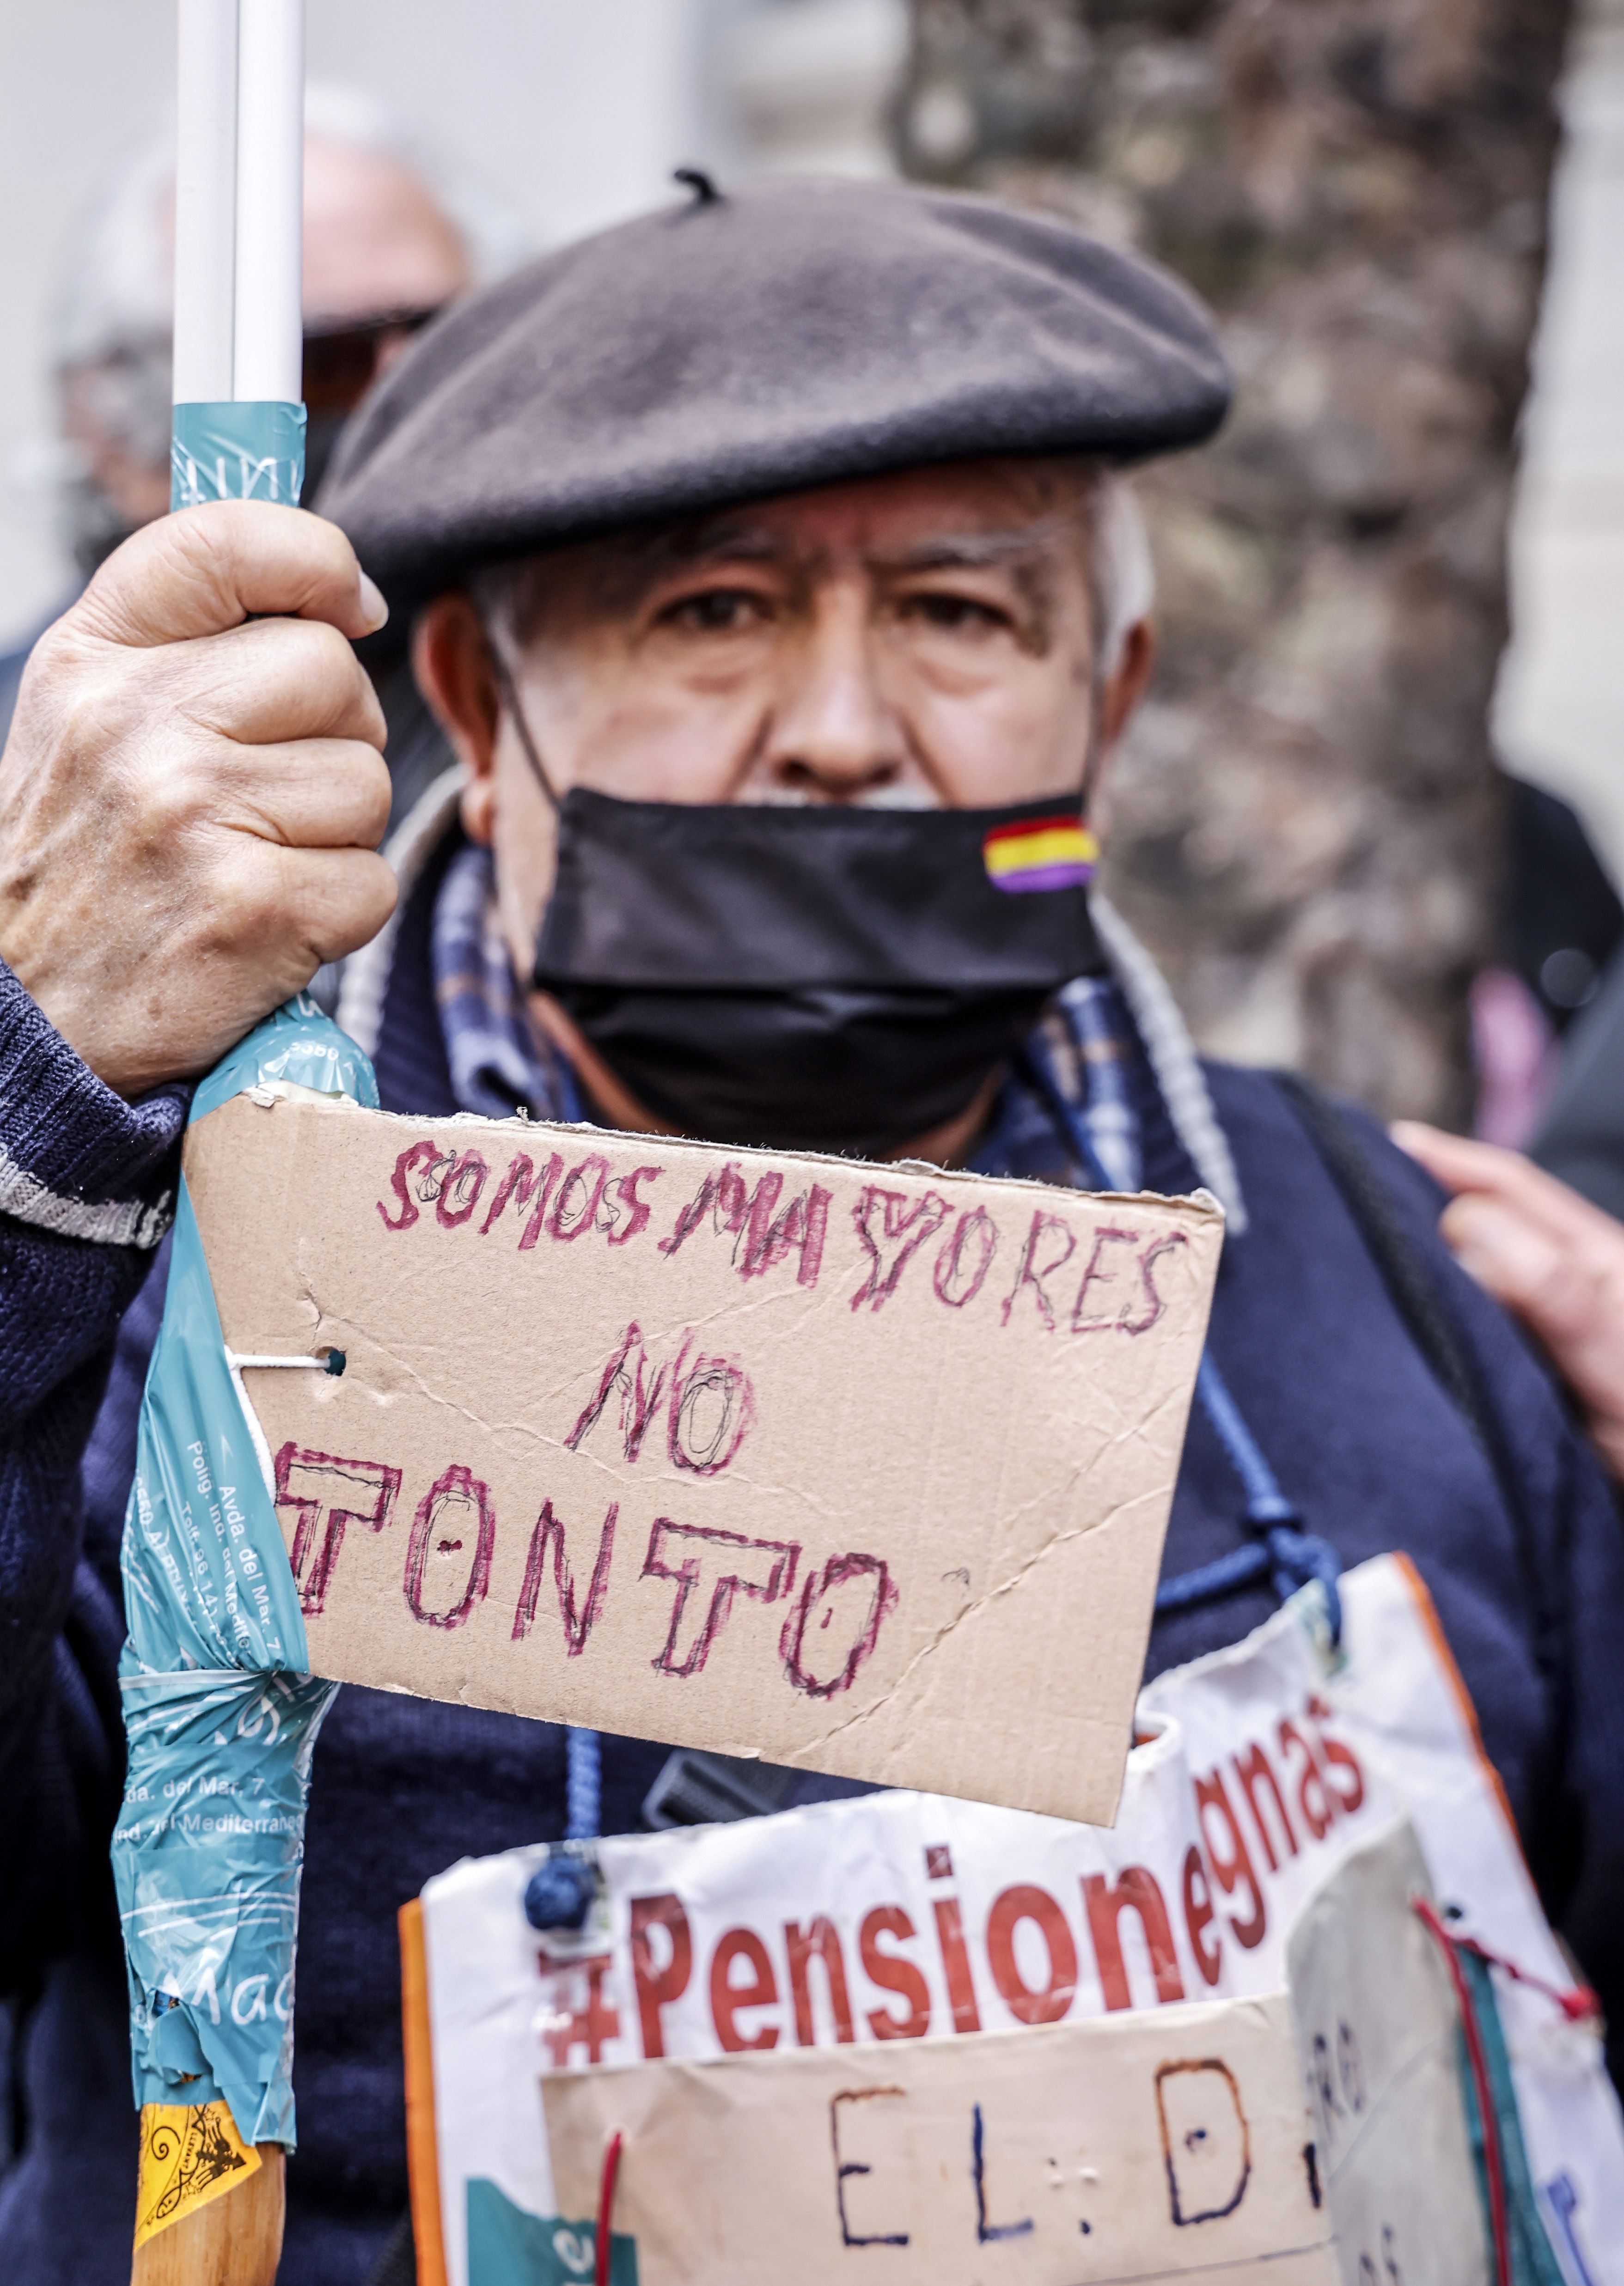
1391 1119 1441 1153
358 572 389 631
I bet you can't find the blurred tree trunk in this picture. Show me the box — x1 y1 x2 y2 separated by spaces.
895 0 1573 1125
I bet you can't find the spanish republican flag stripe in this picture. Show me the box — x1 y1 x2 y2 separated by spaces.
983 818 1099 889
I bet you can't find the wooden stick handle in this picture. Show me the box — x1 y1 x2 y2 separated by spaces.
132 2105 284 2286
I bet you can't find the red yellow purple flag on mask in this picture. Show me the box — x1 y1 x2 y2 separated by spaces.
982 814 1099 894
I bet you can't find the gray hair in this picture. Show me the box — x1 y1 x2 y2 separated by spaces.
1089 467 1156 676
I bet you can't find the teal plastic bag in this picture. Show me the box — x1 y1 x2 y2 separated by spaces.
467 2179 639 2286
112 994 377 2146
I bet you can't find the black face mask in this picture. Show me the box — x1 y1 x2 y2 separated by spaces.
531 788 1103 1159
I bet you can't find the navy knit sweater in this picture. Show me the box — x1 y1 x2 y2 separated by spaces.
4 865 1624 2285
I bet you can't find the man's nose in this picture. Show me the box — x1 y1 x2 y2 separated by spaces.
760 588 907 801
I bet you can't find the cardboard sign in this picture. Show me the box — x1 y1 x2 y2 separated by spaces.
501 1824 1479 2286
542 1992 1336 2286
186 1087 1221 1823
1286 1821 1486 2284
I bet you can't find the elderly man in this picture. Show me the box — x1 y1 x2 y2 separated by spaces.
3 177 1623 2284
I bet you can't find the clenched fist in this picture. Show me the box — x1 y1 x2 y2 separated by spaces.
0 501 397 1096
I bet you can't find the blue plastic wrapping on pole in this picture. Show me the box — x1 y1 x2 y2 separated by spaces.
171 401 307 510
112 995 378 2147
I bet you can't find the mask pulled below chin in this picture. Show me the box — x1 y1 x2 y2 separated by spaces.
533 789 1105 1160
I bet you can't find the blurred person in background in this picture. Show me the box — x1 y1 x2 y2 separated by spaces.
1465 780 1624 1238
1472 774 1624 1152
1526 941 1624 1224
0 87 527 827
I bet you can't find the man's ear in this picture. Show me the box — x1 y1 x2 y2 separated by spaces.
413 593 501 845
1099 617 1157 751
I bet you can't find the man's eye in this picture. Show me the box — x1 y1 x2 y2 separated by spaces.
662 589 769 634
904 592 1010 634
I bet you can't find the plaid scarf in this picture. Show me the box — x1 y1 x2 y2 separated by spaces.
430 841 580 1123
429 840 1177 1195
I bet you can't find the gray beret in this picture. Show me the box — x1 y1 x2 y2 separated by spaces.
319 174 1231 601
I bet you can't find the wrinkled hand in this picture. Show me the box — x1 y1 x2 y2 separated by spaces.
0 501 397 1097
1394 1121 1624 1482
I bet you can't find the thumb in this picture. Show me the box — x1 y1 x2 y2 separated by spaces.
67 501 388 652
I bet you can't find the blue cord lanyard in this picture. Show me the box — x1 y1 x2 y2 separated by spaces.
1018 1035 1343 1644
551 1065 604 1838
565 1725 601 1842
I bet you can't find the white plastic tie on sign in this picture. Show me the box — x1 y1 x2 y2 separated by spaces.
220 1351 323 1503
226 1353 335 1368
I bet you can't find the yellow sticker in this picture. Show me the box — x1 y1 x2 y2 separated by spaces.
134 2099 262 2250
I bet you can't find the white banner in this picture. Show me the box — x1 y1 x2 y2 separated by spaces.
419 1556 1624 2286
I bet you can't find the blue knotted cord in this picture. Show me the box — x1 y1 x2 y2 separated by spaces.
565 1725 602 1841
519 1728 603 1930
1174 1355 1343 1641
1018 1036 1342 1646
550 1055 606 1847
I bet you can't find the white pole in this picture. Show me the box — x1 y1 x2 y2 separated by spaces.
232 0 304 405
172 0 238 404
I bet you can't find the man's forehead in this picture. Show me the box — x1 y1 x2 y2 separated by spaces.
612 461 1088 577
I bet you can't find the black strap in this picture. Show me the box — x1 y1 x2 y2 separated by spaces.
642 1748 795 1829
364 2211 416 2286
1271 1071 1564 1695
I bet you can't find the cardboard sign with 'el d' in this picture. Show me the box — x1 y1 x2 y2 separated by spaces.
187 1087 1222 1823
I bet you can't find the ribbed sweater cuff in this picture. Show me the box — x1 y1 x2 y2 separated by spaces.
0 961 189 1248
